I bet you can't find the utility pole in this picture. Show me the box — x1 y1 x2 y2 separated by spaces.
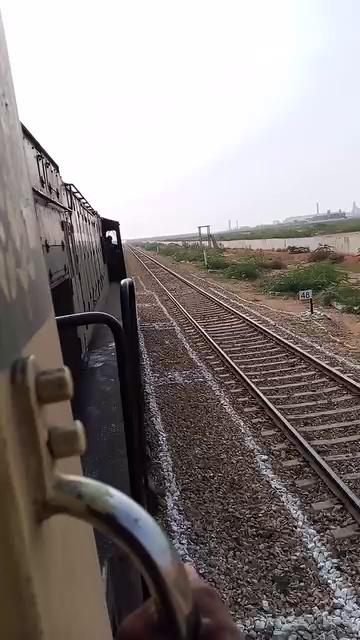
316 202 319 215
228 220 231 231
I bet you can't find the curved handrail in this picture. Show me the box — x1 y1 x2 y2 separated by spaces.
47 474 199 640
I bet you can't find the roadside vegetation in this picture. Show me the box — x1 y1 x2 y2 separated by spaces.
138 242 360 314
318 285 360 313
307 247 344 263
224 261 259 280
262 263 360 313
139 243 285 279
264 263 346 294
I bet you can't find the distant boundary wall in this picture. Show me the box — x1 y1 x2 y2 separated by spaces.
159 231 360 254
218 231 360 254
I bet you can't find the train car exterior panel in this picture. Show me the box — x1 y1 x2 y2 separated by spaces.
22 124 64 202
21 125 112 360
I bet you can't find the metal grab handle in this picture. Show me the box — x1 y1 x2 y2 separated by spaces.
46 474 199 640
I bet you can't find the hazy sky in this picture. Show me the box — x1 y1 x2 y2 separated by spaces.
2 1 360 238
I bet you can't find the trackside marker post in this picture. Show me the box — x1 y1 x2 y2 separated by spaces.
299 289 313 314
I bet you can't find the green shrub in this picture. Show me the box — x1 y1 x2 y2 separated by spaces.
317 287 336 306
171 250 188 261
308 248 331 262
159 245 227 267
224 261 260 280
142 242 158 251
287 245 310 253
184 248 205 263
206 254 229 270
308 248 344 263
164 246 203 262
264 263 347 294
160 244 181 257
318 285 360 313
246 256 286 271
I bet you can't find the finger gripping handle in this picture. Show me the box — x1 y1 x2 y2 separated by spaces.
46 474 199 640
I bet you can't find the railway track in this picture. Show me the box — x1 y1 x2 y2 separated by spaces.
130 246 360 533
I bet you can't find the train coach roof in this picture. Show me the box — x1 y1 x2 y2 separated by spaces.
101 217 120 230
21 123 60 172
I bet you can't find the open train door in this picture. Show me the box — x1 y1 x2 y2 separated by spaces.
101 217 127 281
0 18 112 640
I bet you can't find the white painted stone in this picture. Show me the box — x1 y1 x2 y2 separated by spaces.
262 599 270 612
303 615 314 624
254 620 265 631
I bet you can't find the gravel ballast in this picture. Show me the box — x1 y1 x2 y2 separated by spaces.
126 249 360 638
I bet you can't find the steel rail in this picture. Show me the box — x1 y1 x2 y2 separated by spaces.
131 247 360 397
130 246 360 527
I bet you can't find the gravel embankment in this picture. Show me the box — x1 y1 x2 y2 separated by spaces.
126 249 360 639
140 250 360 380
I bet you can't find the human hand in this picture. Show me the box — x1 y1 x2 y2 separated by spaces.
117 564 244 639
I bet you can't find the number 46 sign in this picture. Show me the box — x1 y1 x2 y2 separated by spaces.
299 289 314 313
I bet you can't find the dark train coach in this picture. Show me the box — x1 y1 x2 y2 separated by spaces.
19 123 147 624
21 123 127 378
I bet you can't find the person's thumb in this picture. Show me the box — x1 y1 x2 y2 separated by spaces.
117 598 159 640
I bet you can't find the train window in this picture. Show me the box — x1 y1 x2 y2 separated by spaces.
44 161 50 188
36 154 46 189
61 220 80 277
106 231 117 245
